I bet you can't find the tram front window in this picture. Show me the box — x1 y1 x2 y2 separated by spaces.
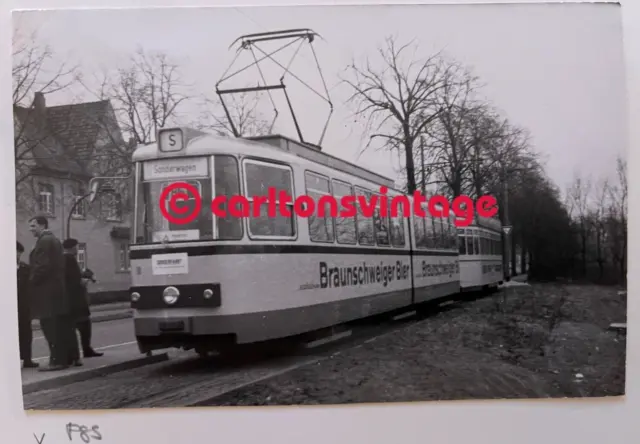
138 178 213 243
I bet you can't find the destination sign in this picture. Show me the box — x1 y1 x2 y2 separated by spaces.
143 157 209 180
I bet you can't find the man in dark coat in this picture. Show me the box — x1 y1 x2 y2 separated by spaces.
28 216 71 371
79 267 103 358
17 241 38 368
63 239 102 362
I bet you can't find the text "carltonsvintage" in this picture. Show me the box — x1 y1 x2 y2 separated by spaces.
159 183 498 227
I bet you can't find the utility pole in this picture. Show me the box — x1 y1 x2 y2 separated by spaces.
420 136 426 195
502 163 512 281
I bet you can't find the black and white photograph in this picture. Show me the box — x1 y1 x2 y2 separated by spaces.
12 2 627 411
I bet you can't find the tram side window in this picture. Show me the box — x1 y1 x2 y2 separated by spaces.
355 187 375 246
473 230 480 256
440 218 448 249
305 172 335 243
332 180 357 244
443 220 450 250
434 218 444 249
492 235 497 255
244 160 295 238
374 197 390 246
466 229 475 255
447 220 456 250
424 214 435 249
389 201 405 247
214 155 243 240
458 229 466 254
481 233 487 255
427 217 437 249
435 218 444 249
451 221 458 250
441 219 449 250
413 214 427 249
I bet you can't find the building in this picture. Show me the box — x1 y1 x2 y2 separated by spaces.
14 92 132 303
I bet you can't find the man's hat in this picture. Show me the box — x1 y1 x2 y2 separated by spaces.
63 238 79 249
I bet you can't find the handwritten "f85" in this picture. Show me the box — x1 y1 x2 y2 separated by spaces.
66 423 102 443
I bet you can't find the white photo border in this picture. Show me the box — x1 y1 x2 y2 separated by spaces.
0 1 637 443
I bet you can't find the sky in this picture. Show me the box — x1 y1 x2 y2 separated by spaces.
12 2 627 192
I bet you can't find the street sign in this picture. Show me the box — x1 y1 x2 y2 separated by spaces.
502 225 512 236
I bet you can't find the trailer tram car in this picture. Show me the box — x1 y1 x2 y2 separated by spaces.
128 126 498 357
457 215 504 292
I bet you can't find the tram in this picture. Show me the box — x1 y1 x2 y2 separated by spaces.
128 127 498 356
457 215 504 292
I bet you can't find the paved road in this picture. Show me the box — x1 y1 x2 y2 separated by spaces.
31 317 136 361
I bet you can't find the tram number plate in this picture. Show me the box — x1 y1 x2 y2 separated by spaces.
159 320 185 332
152 253 189 275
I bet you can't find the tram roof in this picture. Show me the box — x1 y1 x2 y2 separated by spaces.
132 127 396 189
456 214 502 232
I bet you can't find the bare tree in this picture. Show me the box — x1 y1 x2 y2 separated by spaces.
197 90 271 137
420 63 484 197
342 36 454 193
89 47 193 145
12 30 87 218
589 178 610 279
607 156 627 283
78 47 195 215
12 29 81 107
561 158 627 285
567 173 593 275
13 30 82 188
464 108 507 198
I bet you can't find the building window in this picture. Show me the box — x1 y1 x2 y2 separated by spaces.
38 183 54 215
102 193 122 221
76 243 87 271
117 243 130 272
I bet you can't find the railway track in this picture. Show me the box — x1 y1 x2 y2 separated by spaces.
24 291 486 410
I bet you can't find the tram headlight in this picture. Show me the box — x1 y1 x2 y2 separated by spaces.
131 292 141 302
163 286 180 305
203 289 213 299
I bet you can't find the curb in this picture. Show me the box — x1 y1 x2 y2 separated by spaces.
22 352 169 395
31 310 133 332
89 310 134 324
91 302 131 313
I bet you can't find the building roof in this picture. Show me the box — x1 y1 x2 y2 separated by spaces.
14 96 122 179
46 100 112 161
